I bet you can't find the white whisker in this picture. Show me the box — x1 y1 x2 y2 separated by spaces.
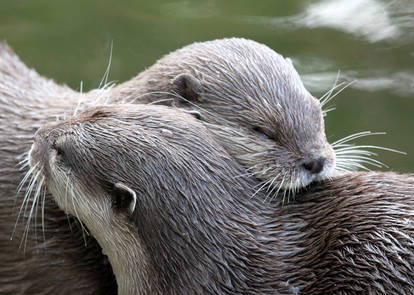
41 187 46 242
250 178 272 199
331 131 383 147
99 40 113 90
271 174 286 203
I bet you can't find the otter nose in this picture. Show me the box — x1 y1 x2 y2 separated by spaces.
302 158 325 174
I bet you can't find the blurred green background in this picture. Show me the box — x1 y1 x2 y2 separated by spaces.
1 0 413 172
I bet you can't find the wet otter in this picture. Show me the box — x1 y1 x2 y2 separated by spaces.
30 104 414 294
2 37 404 293
1 37 340 292
0 43 116 294
5 37 334 293
109 37 337 193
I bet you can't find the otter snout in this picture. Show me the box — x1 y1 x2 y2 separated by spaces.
29 121 63 172
299 143 336 185
302 157 326 175
29 130 50 171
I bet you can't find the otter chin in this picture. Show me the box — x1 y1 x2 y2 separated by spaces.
109 38 337 193
29 104 414 295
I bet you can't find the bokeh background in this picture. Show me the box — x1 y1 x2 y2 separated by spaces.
1 0 413 172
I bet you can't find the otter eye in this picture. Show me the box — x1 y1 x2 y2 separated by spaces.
52 143 65 160
252 126 270 140
56 147 65 157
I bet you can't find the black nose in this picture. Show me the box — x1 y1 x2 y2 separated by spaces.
303 158 325 174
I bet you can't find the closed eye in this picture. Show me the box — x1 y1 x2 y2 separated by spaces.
55 146 65 157
52 143 66 161
253 126 271 140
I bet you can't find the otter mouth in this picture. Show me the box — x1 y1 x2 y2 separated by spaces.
257 161 336 203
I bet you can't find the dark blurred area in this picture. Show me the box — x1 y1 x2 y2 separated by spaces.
1 0 413 172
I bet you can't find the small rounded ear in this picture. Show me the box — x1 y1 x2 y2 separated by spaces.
113 182 137 216
185 110 202 120
171 73 204 103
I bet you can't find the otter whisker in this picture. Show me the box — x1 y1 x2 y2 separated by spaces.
322 107 336 116
273 174 286 204
334 144 405 155
288 177 297 204
232 170 262 179
336 161 372 171
336 154 387 170
252 178 270 190
21 175 44 250
282 184 288 205
33 177 42 240
331 131 384 146
15 167 41 246
250 178 273 199
73 84 84 116
266 173 281 192
17 162 39 194
148 98 175 105
320 81 345 107
244 162 270 175
332 131 405 171
64 175 70 215
18 156 30 171
319 70 341 104
334 147 379 156
11 164 36 240
336 155 385 168
98 40 113 90
321 80 355 109
263 173 281 203
18 168 41 229
337 156 384 167
41 187 47 241
334 166 349 172
13 160 37 211
336 157 386 170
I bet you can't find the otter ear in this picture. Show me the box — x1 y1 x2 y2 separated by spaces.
171 73 204 103
113 182 137 216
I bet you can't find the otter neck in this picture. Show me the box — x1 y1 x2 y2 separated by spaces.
84 213 159 295
127 174 283 294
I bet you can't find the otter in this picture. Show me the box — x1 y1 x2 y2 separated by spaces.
1 37 399 293
109 37 338 193
0 43 116 294
30 104 414 295
1 37 339 292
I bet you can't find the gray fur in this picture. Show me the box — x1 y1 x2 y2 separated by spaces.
31 104 414 295
109 38 336 192
0 42 116 294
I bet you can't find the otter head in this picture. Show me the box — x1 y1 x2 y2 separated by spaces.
28 106 163 295
123 38 335 193
28 104 263 294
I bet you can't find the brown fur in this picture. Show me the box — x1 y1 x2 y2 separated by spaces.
0 43 116 294
31 104 414 295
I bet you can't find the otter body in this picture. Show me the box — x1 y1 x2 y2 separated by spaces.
0 43 116 294
31 104 414 295
1 38 337 293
